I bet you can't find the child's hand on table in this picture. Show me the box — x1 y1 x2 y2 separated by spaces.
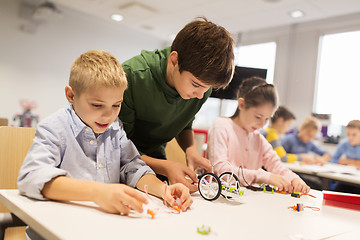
165 160 198 193
93 183 148 215
268 174 292 192
301 154 317 164
162 183 193 211
291 178 310 193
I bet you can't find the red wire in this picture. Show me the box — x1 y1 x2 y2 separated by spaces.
304 206 320 211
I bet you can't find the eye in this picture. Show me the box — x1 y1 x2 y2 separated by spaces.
113 104 121 108
192 83 200 88
92 104 102 108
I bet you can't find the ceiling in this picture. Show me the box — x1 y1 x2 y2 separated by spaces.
30 0 360 41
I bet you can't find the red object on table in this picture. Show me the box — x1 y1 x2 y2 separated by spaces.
323 190 360 211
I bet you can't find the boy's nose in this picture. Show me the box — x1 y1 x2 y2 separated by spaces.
102 108 112 118
194 90 205 99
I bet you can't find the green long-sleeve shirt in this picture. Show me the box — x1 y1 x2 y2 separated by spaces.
119 47 211 159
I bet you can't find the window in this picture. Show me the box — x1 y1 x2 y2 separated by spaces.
235 42 276 84
314 30 360 135
193 42 277 129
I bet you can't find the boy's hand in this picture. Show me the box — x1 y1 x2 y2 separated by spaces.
291 178 310 193
92 183 148 215
163 183 193 211
165 161 198 193
315 154 330 165
268 174 292 192
185 146 212 173
300 154 316 164
338 158 351 165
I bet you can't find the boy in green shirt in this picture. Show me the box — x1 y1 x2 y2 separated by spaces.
119 17 235 192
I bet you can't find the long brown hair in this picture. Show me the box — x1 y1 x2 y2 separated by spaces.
231 76 278 118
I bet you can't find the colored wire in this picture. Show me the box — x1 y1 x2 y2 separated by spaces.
238 165 251 187
302 192 316 198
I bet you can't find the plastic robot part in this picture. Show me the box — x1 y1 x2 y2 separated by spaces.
291 192 301 198
288 203 320 212
263 185 275 193
198 173 222 201
291 192 317 198
289 203 304 212
172 195 182 213
219 172 244 200
197 225 211 235
198 172 245 201
147 209 155 219
275 189 287 194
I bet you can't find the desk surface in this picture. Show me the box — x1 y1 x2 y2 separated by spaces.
1 189 360 240
284 162 360 185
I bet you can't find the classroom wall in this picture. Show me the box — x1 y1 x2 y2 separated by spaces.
0 0 163 125
1 0 360 129
240 12 360 127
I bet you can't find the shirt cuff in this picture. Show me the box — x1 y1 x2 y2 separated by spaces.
128 165 155 188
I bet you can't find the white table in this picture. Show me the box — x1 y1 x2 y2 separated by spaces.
1 189 360 240
284 162 360 189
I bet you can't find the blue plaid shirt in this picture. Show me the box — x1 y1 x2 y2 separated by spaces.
18 104 154 200
281 131 327 156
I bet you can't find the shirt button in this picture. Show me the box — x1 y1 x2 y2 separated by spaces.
86 128 90 131
98 163 103 168
245 148 248 151
90 140 94 144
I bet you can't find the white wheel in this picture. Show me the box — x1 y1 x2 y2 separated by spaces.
219 172 241 198
198 173 221 201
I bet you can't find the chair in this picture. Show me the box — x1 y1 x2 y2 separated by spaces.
0 118 8 127
164 138 201 166
165 138 187 166
0 126 36 240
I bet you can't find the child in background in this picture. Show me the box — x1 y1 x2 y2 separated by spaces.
207 77 309 193
18 50 192 239
261 106 300 163
281 117 331 164
331 120 360 194
331 120 360 167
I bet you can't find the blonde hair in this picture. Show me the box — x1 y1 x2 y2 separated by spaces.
301 117 320 131
69 50 127 94
347 120 360 130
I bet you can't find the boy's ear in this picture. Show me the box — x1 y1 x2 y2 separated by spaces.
65 86 75 104
277 117 284 124
168 51 179 67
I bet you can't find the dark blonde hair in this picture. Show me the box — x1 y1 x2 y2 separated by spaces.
69 50 127 94
271 106 296 124
347 120 360 130
171 17 234 89
300 117 320 131
232 76 278 118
